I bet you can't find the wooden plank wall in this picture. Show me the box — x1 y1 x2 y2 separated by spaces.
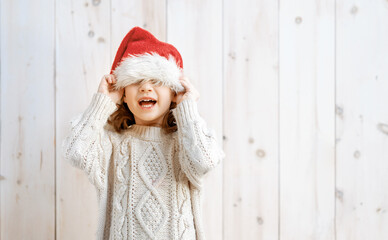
279 0 335 239
1 0 387 239
335 1 388 239
224 0 279 239
1 0 56 239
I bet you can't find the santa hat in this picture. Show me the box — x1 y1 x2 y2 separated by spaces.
110 26 185 93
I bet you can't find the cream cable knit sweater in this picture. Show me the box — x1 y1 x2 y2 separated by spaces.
61 92 225 240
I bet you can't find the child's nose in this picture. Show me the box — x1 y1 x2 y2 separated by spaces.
139 81 153 92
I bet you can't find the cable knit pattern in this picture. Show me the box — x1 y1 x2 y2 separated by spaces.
62 92 118 191
61 92 225 240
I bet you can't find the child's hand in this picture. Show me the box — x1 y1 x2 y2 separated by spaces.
174 72 200 105
97 74 124 104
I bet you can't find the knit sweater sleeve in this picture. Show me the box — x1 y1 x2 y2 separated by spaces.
171 97 225 190
61 92 118 191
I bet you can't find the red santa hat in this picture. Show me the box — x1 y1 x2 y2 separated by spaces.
110 26 185 93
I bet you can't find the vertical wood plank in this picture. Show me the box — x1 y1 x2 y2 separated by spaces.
336 1 388 239
167 0 223 239
0 0 55 239
224 0 279 239
56 0 111 239
279 0 335 239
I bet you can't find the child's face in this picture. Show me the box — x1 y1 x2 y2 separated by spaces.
123 79 177 127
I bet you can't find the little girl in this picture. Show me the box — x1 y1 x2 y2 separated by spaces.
62 26 225 240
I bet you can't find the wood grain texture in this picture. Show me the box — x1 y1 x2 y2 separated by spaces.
0 0 55 239
279 0 335 239
224 0 279 239
335 1 388 239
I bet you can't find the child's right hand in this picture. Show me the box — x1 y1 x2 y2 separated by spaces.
97 74 124 104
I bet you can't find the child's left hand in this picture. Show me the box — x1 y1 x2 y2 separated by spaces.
174 72 200 105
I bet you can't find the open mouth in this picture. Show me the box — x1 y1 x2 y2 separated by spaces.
138 99 157 109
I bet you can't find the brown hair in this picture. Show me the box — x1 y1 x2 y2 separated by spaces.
107 100 178 134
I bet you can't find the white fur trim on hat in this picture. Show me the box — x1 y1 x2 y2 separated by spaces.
112 52 185 93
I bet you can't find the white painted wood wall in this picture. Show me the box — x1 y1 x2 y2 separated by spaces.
1 0 387 239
